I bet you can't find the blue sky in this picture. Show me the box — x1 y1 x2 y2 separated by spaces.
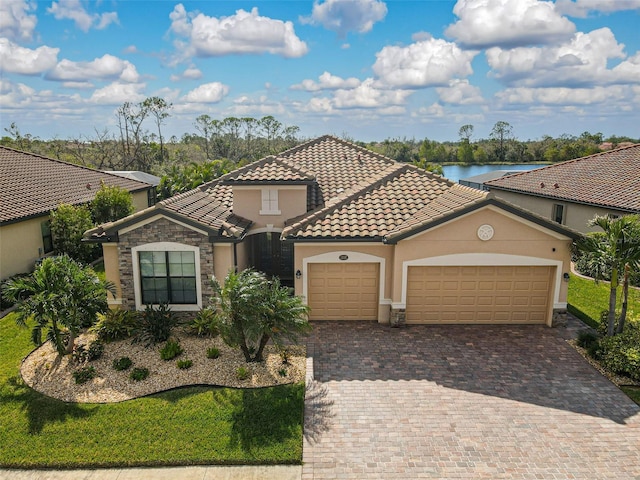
1 0 639 142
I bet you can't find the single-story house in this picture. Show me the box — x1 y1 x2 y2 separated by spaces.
485 144 640 233
0 146 154 280
87 136 579 326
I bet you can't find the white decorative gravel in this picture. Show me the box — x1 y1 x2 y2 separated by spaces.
20 330 306 403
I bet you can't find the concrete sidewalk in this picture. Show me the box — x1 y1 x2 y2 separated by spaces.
0 465 301 480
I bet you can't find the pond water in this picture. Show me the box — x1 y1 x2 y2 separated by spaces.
441 164 543 183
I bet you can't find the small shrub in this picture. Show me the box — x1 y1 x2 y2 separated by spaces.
599 330 640 381
279 348 290 365
91 309 138 341
130 367 149 381
134 303 179 346
177 359 193 369
278 368 287 377
189 308 219 337
73 366 96 384
206 347 220 359
160 338 183 360
72 340 104 364
236 367 250 380
112 357 133 371
576 331 599 349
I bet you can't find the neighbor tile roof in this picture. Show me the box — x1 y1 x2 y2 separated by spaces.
0 146 151 225
485 144 640 212
221 156 315 184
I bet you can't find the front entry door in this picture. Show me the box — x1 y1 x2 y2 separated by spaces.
248 232 294 287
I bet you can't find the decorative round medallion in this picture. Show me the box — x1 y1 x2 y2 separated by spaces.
477 224 494 241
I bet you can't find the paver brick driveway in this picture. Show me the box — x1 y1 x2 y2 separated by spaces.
302 319 640 479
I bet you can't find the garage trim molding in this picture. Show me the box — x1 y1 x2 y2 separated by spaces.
302 250 388 306
395 253 565 310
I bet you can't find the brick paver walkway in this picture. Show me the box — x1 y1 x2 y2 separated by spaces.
302 319 640 479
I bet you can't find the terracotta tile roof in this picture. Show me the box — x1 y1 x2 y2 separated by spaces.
221 156 315 184
0 146 151 225
282 164 471 239
485 144 640 212
161 189 251 238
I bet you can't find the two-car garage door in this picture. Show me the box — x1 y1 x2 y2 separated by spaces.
406 265 553 324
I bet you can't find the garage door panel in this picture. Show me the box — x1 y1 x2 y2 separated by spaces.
406 265 552 324
308 263 379 320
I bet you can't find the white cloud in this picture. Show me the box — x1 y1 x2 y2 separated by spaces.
170 66 203 82
45 54 140 83
182 82 230 103
89 82 146 105
372 37 476 88
333 78 412 108
123 45 138 54
291 71 361 91
0 0 37 41
302 0 387 37
555 0 640 18
494 85 629 106
412 103 446 119
436 80 485 105
169 5 308 62
47 0 118 32
445 0 576 49
0 38 59 75
229 95 286 116
486 28 636 87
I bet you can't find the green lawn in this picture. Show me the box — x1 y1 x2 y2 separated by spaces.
567 273 640 329
0 313 304 468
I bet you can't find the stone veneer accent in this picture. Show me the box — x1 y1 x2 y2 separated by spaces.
551 308 568 328
117 217 215 310
390 308 406 327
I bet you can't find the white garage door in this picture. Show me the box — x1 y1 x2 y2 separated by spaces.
406 265 552 324
308 263 379 320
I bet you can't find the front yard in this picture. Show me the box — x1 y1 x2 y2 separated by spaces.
0 313 304 469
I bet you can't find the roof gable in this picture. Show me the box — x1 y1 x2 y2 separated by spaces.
0 146 151 225
485 144 640 212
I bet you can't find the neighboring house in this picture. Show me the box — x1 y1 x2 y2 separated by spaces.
0 146 154 280
108 171 161 208
87 136 578 326
459 170 525 191
485 144 640 233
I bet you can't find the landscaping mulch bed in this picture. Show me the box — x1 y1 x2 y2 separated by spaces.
568 339 639 388
21 330 306 403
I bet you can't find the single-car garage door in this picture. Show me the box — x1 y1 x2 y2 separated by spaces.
308 263 379 320
406 265 553 324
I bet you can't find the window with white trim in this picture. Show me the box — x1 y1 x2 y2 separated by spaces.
260 189 280 215
139 251 197 304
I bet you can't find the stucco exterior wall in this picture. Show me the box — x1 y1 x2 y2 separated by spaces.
0 216 49 280
116 217 214 310
490 190 628 233
213 243 235 282
131 190 152 212
232 186 307 229
392 206 573 308
102 243 122 306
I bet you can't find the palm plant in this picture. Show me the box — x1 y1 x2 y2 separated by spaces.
2 255 115 354
575 214 640 335
211 269 310 362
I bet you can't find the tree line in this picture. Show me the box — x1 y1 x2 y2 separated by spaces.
3 97 638 199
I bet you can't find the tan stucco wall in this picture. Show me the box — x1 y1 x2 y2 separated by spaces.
490 190 628 233
232 186 307 229
213 243 235 282
131 190 151 212
293 243 395 322
102 243 122 307
392 206 573 308
0 216 50 280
